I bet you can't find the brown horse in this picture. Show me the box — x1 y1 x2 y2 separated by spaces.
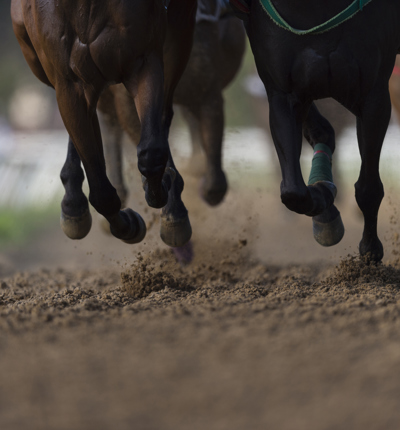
97 0 245 262
11 0 197 247
232 0 400 262
97 0 245 211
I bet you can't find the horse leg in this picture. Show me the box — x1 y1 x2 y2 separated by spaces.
123 51 191 249
355 84 391 262
98 89 128 208
97 96 127 235
11 11 94 240
156 0 197 250
57 83 146 244
162 148 193 263
180 107 206 178
100 120 126 235
158 118 192 251
182 99 228 206
60 137 92 239
303 103 345 246
124 52 171 211
197 93 228 206
269 93 336 218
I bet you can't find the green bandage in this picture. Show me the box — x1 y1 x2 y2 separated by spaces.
308 143 333 185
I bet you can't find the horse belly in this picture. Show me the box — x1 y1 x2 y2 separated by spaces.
290 47 365 106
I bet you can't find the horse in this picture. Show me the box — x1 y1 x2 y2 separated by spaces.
230 0 400 262
96 0 245 261
97 0 245 210
11 0 197 248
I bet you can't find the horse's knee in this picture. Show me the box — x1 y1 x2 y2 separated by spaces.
304 109 335 150
137 138 168 179
355 179 384 214
60 160 84 187
280 184 313 214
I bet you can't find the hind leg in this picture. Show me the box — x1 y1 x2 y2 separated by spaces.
60 137 92 239
180 107 206 178
268 92 336 218
97 93 127 235
303 103 345 246
11 9 94 240
124 53 172 210
101 120 126 203
197 94 228 206
124 52 191 247
57 82 145 244
355 84 391 262
98 89 128 208
182 99 228 206
156 0 197 248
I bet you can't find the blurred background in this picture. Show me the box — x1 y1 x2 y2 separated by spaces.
1 6 400 272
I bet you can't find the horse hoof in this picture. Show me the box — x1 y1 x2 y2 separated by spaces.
160 214 192 247
171 241 194 265
142 168 175 209
199 173 228 207
312 205 344 247
60 208 92 240
359 238 384 263
119 209 147 244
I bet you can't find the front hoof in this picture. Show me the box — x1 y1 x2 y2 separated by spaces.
359 238 384 263
160 214 192 247
142 169 175 209
312 205 344 247
142 178 169 208
199 173 228 206
60 208 92 240
119 209 147 244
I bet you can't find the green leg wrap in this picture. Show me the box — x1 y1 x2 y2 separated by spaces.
308 143 333 185
308 144 345 247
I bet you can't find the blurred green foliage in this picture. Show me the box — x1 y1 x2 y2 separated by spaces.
0 206 59 249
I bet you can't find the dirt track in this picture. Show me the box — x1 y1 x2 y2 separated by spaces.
1 174 400 429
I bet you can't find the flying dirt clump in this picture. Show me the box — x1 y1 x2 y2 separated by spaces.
325 254 400 286
121 250 193 299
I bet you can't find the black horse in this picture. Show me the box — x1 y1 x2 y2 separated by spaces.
231 0 400 262
11 0 197 248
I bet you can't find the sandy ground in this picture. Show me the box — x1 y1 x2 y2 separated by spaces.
1 167 400 430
